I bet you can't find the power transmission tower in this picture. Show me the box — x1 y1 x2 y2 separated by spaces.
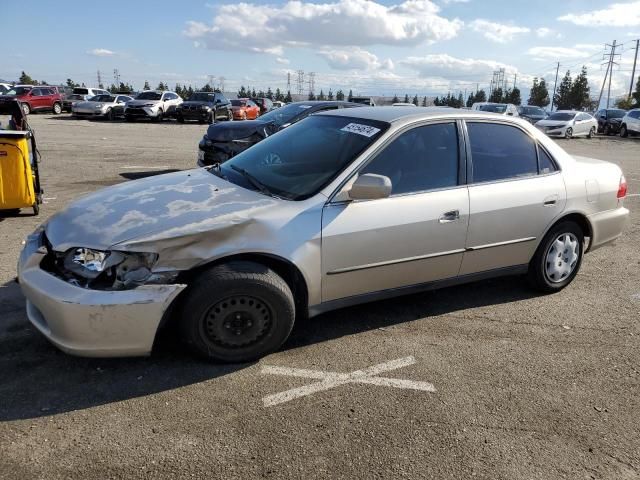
207 75 216 88
286 72 291 92
296 70 304 96
550 62 560 111
598 40 620 108
218 76 226 92
628 39 639 100
97 69 102 88
308 72 316 96
113 69 120 86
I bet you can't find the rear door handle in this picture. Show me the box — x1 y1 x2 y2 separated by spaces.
439 210 460 223
543 194 559 207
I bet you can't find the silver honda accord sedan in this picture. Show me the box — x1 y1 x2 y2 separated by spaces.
18 107 629 362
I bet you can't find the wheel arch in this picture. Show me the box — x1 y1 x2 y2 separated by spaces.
542 212 594 253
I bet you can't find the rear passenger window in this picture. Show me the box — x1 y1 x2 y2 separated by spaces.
361 123 459 195
537 147 557 174
467 122 538 183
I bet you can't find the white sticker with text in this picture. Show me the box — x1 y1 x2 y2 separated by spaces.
340 123 381 138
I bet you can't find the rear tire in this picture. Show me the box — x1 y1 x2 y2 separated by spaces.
52 103 62 115
620 125 628 138
106 108 114 121
587 126 595 138
179 261 295 363
21 103 31 115
604 124 611 136
528 221 584 293
565 127 573 139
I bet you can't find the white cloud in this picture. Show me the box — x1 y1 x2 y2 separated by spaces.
185 0 463 55
558 1 640 27
87 48 115 57
527 44 602 60
401 53 518 79
469 19 530 43
318 48 393 70
535 27 561 39
276 57 290 65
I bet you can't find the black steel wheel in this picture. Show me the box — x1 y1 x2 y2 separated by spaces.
179 261 295 362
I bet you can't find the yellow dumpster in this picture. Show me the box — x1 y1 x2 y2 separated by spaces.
0 130 41 215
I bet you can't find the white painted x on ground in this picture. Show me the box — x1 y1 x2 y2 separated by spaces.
261 356 436 407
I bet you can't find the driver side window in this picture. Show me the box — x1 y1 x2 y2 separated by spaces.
360 123 460 195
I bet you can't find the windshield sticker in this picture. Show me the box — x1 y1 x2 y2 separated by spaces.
340 123 381 138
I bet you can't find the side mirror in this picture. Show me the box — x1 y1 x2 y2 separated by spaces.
348 174 392 200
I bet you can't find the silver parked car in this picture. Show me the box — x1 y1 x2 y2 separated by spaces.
535 110 598 138
72 94 133 120
18 108 629 362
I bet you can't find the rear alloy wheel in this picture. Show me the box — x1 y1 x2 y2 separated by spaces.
528 221 584 293
604 124 611 135
52 103 62 115
587 126 595 138
106 108 114 121
564 127 573 139
21 103 31 115
620 125 628 138
179 261 295 363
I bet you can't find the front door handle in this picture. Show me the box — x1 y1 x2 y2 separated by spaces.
439 210 460 223
543 194 559 206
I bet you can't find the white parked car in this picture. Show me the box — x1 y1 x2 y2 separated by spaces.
620 109 640 137
535 111 597 139
473 102 519 116
124 90 183 122
63 87 110 112
72 94 133 120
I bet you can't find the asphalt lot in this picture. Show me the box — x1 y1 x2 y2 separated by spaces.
0 114 639 480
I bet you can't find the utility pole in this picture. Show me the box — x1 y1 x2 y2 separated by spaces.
286 72 291 92
599 40 620 108
550 62 560 111
513 73 517 89
628 39 639 100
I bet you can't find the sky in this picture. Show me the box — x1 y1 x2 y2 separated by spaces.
2 0 640 104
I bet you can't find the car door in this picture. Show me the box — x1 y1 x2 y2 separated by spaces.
321 121 469 302
29 88 44 109
460 121 566 275
630 111 640 132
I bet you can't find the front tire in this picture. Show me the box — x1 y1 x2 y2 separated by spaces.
565 127 573 139
52 103 62 115
528 221 584 293
179 261 295 363
587 126 595 138
154 109 163 122
620 125 628 138
21 103 31 115
604 124 611 136
106 108 114 121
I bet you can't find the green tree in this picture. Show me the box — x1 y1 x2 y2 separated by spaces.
554 71 573 110
508 87 521 105
489 87 503 103
422 96 427 107
318 89 325 100
19 71 35 85
456 93 464 108
328 89 334 100
475 89 487 103
403 94 409 103
632 76 640 107
266 87 273 100
251 88 257 98
466 92 475 107
308 91 316 100
156 82 166 91
616 97 633 109
201 83 213 92
284 90 293 103
569 66 590 110
392 94 399 103
528 78 550 107
348 89 353 101
66 78 79 88
336 89 345 101
412 94 419 106
143 81 150 90
108 83 117 93
187 85 194 98
274 88 283 101
238 86 247 98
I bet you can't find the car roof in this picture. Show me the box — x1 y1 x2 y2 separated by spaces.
316 106 479 123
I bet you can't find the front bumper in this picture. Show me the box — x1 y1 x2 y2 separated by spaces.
537 125 569 137
125 107 158 118
179 108 210 120
17 232 186 357
73 108 106 117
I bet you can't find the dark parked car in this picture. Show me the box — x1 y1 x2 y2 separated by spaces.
596 108 627 135
252 97 274 115
517 105 547 124
197 100 363 167
176 92 232 124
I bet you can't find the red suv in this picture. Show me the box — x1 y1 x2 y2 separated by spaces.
1 85 63 115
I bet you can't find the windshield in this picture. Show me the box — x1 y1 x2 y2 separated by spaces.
548 112 576 121
479 104 507 113
73 88 89 95
606 109 626 119
190 92 215 102
90 95 114 102
220 115 388 200
136 91 162 100
5 87 31 96
258 103 314 127
231 99 246 107
520 106 545 115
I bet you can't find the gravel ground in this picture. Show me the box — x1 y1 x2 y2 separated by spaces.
0 114 639 480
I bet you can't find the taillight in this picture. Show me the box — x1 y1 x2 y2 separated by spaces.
617 175 627 199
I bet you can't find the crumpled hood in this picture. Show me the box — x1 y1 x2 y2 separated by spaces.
205 120 274 142
45 169 278 255
127 99 160 107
